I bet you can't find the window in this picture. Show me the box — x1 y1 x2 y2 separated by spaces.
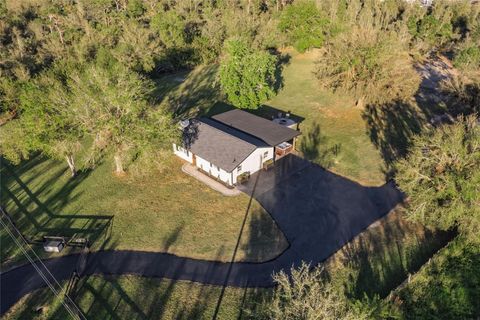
264 151 268 158
237 165 242 173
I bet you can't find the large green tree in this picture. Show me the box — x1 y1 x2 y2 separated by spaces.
278 0 330 53
395 116 480 242
0 75 82 176
316 28 421 106
219 39 277 109
68 53 176 175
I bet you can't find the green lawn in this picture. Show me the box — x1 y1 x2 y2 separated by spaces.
1 154 288 267
2 275 268 320
328 209 453 299
264 49 387 185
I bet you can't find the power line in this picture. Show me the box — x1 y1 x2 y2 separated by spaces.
0 207 86 320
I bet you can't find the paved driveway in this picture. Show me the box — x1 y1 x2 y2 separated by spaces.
237 155 403 263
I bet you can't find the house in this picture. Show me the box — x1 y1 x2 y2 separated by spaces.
173 109 301 186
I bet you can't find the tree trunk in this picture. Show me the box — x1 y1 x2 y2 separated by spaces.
65 154 77 177
114 154 125 175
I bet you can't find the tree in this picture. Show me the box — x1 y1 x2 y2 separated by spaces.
263 262 397 320
68 52 176 175
0 69 82 176
395 116 480 243
151 10 186 49
219 39 277 109
278 0 330 53
316 28 421 106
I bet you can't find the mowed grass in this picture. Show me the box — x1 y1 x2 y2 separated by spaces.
264 49 385 185
0 154 288 267
327 209 453 298
2 275 268 320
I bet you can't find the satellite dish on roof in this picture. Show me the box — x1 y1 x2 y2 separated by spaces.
179 119 190 128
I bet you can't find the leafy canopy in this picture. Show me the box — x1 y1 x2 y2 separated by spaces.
316 28 421 105
68 51 177 171
395 116 480 242
0 66 81 165
265 262 398 320
278 0 330 53
219 39 277 109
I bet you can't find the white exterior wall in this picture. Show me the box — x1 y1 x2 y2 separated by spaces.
172 143 193 163
196 155 233 185
232 147 273 184
173 143 275 186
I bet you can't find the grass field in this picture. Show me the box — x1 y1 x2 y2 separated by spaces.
0 154 288 267
3 275 268 320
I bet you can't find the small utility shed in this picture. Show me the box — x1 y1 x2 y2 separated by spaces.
173 109 300 186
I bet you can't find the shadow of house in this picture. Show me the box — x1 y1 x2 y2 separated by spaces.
0 156 113 249
299 122 341 169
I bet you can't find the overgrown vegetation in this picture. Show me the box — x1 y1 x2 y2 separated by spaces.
395 116 480 243
316 28 420 106
396 238 480 319
264 263 398 320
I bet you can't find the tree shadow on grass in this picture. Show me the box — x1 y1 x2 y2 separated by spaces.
0 155 113 254
362 99 426 175
337 211 454 300
153 64 220 119
239 207 289 263
58 245 266 319
396 239 480 319
271 49 291 94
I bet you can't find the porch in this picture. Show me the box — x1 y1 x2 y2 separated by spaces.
274 140 295 160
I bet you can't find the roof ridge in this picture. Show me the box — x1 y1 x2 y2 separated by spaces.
198 118 259 148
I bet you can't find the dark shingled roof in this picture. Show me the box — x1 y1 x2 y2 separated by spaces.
212 109 300 146
184 118 268 172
